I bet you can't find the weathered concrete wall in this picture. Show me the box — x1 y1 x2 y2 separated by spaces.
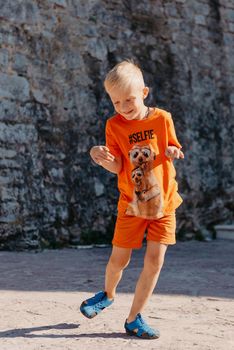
0 0 233 249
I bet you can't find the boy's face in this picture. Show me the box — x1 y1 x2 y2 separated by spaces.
107 85 149 121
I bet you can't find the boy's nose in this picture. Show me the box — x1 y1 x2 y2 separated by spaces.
120 101 129 111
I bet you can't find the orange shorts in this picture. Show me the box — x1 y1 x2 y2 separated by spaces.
112 212 176 249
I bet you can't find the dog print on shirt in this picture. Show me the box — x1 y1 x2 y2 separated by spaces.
125 144 163 219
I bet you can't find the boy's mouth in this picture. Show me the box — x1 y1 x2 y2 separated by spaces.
124 110 134 115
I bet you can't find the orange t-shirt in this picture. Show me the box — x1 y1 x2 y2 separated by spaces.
105 108 183 219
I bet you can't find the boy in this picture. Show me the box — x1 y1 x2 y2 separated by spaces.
80 60 184 339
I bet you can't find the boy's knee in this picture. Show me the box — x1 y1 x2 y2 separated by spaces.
109 255 130 271
144 256 165 274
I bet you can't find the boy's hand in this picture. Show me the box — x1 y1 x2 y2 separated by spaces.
90 146 115 165
165 146 184 160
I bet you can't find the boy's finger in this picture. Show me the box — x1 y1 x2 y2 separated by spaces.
96 153 114 162
101 146 110 153
171 149 178 159
100 146 115 159
107 153 115 160
179 150 185 159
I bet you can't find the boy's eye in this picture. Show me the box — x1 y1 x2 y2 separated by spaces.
114 102 119 105
127 97 135 102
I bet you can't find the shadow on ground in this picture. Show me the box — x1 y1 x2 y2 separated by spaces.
0 323 127 339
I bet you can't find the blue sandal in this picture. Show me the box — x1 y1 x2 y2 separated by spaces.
124 313 160 339
80 291 114 319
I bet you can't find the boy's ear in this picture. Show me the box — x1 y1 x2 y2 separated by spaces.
143 86 149 99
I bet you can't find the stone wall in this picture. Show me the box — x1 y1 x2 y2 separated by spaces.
0 0 233 249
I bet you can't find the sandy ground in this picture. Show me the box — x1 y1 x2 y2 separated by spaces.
0 240 233 350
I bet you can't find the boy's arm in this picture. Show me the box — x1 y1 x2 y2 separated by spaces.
90 145 122 174
165 113 184 160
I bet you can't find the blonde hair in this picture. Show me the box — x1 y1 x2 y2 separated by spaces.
104 60 145 93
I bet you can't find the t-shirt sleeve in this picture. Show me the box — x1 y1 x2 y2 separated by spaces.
166 113 182 149
105 120 122 157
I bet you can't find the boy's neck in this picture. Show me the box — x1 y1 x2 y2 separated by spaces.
142 106 150 120
137 106 155 120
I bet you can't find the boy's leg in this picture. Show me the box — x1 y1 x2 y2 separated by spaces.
126 213 176 322
127 241 167 322
80 245 132 318
105 245 132 299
